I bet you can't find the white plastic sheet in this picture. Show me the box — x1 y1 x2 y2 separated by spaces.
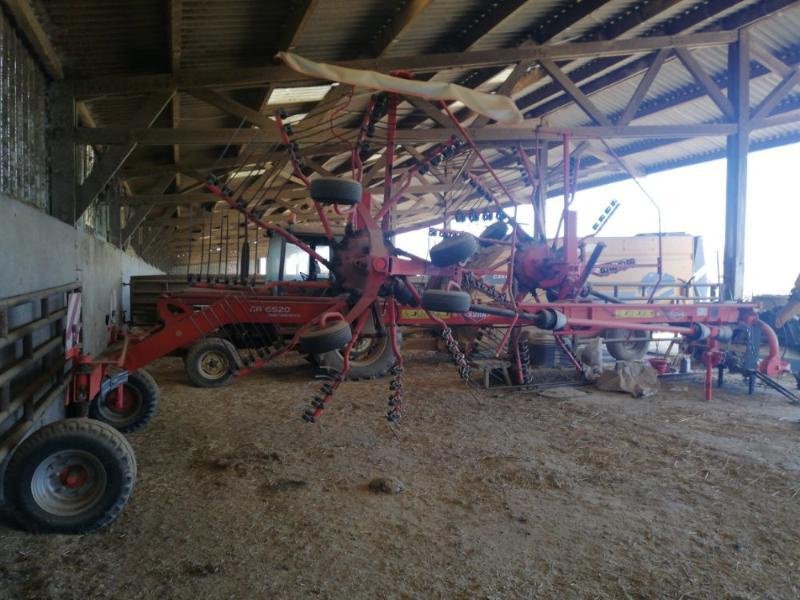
277 51 523 124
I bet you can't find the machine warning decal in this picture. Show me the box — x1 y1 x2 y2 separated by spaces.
614 309 656 318
401 309 448 319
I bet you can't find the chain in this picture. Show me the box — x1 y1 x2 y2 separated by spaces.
462 273 537 385
517 336 534 384
386 364 404 423
462 272 510 307
441 326 472 381
302 371 345 423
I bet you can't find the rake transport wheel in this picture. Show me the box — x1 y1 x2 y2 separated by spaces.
3 419 136 534
309 177 362 205
299 320 353 354
421 289 472 313
429 234 479 267
185 337 239 388
90 369 160 433
315 331 402 380
478 221 509 247
605 328 650 361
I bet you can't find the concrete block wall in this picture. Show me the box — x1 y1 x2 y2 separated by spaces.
0 194 163 355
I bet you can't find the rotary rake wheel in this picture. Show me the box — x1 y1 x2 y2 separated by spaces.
193 84 489 424
174 53 789 426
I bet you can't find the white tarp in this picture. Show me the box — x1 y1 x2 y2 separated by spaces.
277 51 523 125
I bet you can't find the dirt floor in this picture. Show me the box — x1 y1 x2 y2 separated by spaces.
2 352 800 599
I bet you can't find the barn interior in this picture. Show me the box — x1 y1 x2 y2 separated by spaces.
2 0 800 597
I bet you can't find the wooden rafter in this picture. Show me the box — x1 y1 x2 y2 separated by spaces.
537 58 612 126
74 90 175 221
3 0 63 78
278 0 320 51
72 31 737 99
618 49 670 125
372 0 432 57
170 0 182 188
674 47 735 120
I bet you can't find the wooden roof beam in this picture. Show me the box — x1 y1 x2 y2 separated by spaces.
71 31 737 99
3 0 63 79
372 0 433 57
278 0 321 51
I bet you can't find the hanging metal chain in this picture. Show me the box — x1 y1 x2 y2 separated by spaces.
462 273 536 384
386 364 404 423
303 372 345 423
462 272 510 307
441 326 471 381
517 335 534 384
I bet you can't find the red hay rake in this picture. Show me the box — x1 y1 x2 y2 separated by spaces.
69 63 795 432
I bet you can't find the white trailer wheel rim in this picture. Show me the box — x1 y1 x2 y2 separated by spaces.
31 450 107 517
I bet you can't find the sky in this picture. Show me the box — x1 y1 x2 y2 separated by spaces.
395 141 800 298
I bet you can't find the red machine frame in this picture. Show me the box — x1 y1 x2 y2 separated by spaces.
69 80 791 422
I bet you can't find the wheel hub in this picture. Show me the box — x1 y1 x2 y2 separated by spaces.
59 465 90 489
32 450 107 516
106 387 136 414
200 350 230 379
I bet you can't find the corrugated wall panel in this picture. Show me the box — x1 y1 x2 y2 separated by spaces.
0 9 49 211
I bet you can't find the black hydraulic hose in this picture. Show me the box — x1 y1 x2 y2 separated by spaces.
466 304 565 330
587 288 624 305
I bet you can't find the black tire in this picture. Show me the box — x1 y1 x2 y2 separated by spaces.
4 419 136 534
429 235 479 267
315 331 402 380
299 320 353 354
421 289 472 313
185 337 239 388
309 177 362 205
605 328 649 361
478 222 509 247
90 369 159 433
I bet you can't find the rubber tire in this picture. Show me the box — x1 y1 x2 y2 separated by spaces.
429 235 479 267
299 320 353 354
3 419 136 534
421 289 472 313
90 369 159 433
478 222 509 247
605 328 649 361
185 337 239 388
315 331 402 380
309 177 362 205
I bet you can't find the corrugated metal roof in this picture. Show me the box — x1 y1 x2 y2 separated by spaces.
13 0 800 244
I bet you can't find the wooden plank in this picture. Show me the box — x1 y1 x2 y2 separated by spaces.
81 123 737 147
187 87 275 130
618 49 670 125
406 97 453 128
120 175 175 247
750 44 792 78
125 182 472 206
472 62 530 128
750 68 800 124
170 0 183 186
3 0 63 78
674 47 735 120
373 0 433 57
537 58 612 126
74 90 175 221
723 30 750 300
72 31 738 99
278 0 321 51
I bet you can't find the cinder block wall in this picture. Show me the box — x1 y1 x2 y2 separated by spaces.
0 194 162 355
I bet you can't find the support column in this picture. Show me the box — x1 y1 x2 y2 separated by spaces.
535 141 548 240
723 30 750 300
47 81 76 224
